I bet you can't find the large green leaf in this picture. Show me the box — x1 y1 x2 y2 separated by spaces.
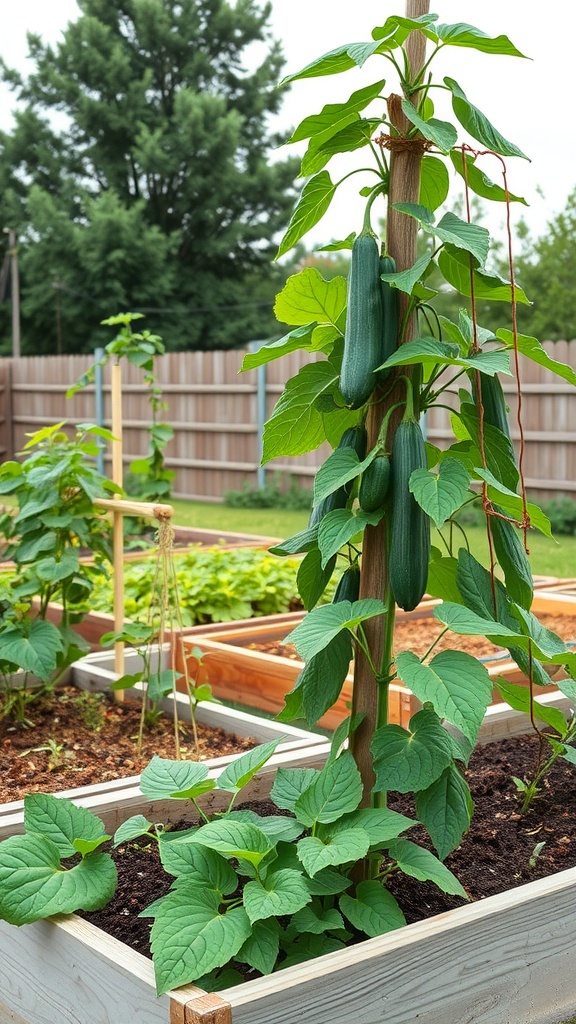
274 268 347 329
243 868 311 924
371 708 454 793
395 650 492 744
297 548 336 612
426 554 462 604
401 100 457 153
280 41 386 86
294 752 363 827
313 445 379 505
435 22 527 57
290 79 387 143
444 78 528 159
0 834 117 924
379 252 433 295
285 599 384 661
159 839 238 891
380 337 510 376
276 172 337 259
23 793 109 858
416 765 474 860
301 118 381 177
450 150 527 205
497 330 576 387
419 155 450 211
139 756 212 800
297 829 370 876
0 619 63 679
318 507 382 567
35 549 80 583
340 880 406 937
409 458 471 527
327 806 417 846
301 630 353 725
270 767 318 813
190 821 273 868
388 838 468 897
147 887 251 995
237 919 280 976
458 402 519 491
393 204 489 266
289 901 344 936
262 361 340 460
240 325 317 370
216 739 283 794
494 677 568 736
438 248 530 304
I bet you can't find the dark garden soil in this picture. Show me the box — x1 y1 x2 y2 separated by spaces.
0 686 256 802
82 731 576 973
246 611 576 663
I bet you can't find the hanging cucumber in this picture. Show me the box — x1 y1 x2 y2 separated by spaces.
340 231 385 409
358 453 391 513
308 423 368 527
471 372 512 442
333 561 361 604
490 505 533 610
379 253 399 374
388 404 430 612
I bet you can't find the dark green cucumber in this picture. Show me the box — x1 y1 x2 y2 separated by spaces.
308 423 368 527
340 232 384 409
358 453 391 513
379 254 399 375
490 504 533 610
333 562 361 604
388 419 431 612
472 372 512 441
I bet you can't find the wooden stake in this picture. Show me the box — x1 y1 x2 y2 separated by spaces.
351 0 430 803
111 362 125 685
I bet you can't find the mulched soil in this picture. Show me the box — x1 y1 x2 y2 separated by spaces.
246 611 576 663
82 731 576 971
0 686 255 802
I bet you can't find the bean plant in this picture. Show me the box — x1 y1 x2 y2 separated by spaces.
0 422 115 722
2 6 576 996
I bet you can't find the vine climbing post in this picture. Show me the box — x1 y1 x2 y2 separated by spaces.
351 0 430 805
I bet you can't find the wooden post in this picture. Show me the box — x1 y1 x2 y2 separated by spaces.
351 0 430 801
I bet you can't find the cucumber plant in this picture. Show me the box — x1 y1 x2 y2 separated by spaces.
2 5 576 996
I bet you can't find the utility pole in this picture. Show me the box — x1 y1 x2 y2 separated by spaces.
3 228 21 357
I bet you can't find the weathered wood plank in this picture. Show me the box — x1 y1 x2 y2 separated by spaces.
223 867 576 1024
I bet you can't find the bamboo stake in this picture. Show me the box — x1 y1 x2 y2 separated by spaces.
94 498 174 519
111 362 125 685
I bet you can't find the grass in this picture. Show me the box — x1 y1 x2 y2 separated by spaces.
168 498 576 580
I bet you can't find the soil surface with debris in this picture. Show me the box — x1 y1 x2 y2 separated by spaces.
0 685 256 802
82 731 576 971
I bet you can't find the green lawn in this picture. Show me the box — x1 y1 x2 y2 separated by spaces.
169 499 575 580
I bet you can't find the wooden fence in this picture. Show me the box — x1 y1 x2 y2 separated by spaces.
0 341 575 501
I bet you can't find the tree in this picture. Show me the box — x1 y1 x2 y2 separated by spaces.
0 0 299 354
513 187 576 341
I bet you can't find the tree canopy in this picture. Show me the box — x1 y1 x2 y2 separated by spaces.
0 0 299 354
514 187 576 342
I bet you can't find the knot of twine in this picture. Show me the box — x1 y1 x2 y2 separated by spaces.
373 132 433 154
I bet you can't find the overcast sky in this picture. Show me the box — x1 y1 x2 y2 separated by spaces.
1 1 574 246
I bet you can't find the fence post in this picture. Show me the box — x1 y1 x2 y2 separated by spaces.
94 348 105 475
249 340 267 489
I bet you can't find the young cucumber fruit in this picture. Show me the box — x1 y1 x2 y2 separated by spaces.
333 562 361 604
358 453 391 513
308 423 368 527
340 232 385 409
388 419 431 612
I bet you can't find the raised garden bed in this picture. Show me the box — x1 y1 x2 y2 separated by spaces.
0 646 325 841
178 596 576 730
1 707 576 1024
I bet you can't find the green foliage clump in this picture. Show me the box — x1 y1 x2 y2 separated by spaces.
82 546 307 627
224 475 313 512
538 497 576 536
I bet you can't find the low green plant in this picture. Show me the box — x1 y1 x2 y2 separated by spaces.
71 546 307 627
0 736 466 995
224 475 313 512
0 422 115 722
72 691 106 733
67 311 175 506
